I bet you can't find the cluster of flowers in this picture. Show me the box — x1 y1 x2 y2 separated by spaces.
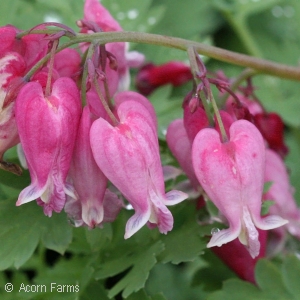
0 0 188 240
1 0 299 273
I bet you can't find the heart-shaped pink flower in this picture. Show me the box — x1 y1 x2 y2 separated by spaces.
15 78 81 216
90 92 188 238
192 119 288 258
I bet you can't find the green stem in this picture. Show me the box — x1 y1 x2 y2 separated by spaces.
93 78 119 126
45 40 59 97
208 87 228 143
81 42 98 106
24 30 300 82
187 47 214 126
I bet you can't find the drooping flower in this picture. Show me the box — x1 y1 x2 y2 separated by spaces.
0 25 49 71
254 112 288 157
81 0 144 94
15 78 81 216
192 119 288 258
166 119 200 194
0 52 26 160
66 105 122 228
90 93 188 238
264 148 300 240
53 48 82 78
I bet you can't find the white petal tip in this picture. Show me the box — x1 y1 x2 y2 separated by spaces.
164 190 188 205
207 228 239 248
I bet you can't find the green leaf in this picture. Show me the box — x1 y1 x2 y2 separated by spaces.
41 211 73 254
29 255 88 300
152 0 222 38
80 281 110 300
254 77 300 128
159 221 206 264
85 223 113 252
101 0 164 34
192 250 237 292
0 201 44 270
126 289 167 300
207 278 261 300
255 259 294 299
0 200 73 270
208 256 300 300
282 255 300 299
102 241 164 298
261 200 275 216
263 181 273 193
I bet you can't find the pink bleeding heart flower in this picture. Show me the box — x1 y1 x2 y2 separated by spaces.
90 92 188 238
225 93 263 119
66 105 122 228
166 119 200 193
183 94 209 143
264 148 300 239
113 91 157 130
0 52 26 159
192 119 288 258
53 48 81 78
0 25 49 71
82 0 129 93
0 25 24 57
15 77 81 216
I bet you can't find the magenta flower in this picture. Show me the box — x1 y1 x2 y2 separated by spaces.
82 0 127 93
66 105 122 228
53 48 81 78
192 119 288 258
0 52 26 160
15 78 81 216
90 92 188 238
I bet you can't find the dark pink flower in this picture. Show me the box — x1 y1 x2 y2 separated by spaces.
53 48 81 78
15 78 81 216
253 112 288 157
136 61 192 96
0 53 26 159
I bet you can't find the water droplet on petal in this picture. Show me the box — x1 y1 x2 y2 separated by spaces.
211 227 220 235
125 203 134 210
